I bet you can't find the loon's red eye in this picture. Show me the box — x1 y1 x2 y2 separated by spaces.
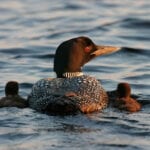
84 47 90 53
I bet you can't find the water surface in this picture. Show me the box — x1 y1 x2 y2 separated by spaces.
0 0 150 150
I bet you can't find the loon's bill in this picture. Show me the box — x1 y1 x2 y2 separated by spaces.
91 45 120 56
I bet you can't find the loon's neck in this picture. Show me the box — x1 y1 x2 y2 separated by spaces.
62 72 84 78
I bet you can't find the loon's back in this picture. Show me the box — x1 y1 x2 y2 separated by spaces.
28 75 108 114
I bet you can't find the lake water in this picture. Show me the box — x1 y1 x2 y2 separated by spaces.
0 0 150 149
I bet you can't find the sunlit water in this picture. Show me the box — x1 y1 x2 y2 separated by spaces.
0 0 150 150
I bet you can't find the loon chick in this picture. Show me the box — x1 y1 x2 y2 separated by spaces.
0 81 28 108
114 83 141 112
28 36 120 114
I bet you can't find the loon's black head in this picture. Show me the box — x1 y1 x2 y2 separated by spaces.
54 36 120 78
5 81 19 96
117 83 131 98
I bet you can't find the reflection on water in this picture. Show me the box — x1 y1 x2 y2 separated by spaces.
0 0 150 150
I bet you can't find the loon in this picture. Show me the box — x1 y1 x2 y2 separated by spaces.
28 36 120 114
0 81 28 108
114 83 141 112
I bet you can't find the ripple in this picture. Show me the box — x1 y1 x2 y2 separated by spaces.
63 2 85 10
120 35 150 41
122 47 150 54
124 74 150 80
120 18 150 29
20 83 33 88
0 48 34 54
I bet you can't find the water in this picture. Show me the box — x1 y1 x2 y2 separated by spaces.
0 0 150 149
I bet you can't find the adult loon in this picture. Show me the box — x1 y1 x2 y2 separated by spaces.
28 36 120 114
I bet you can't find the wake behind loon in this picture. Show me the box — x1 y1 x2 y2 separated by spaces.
28 36 120 114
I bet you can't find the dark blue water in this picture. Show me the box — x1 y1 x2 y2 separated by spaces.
0 0 150 149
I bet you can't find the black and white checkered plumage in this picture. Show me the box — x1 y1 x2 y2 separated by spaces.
28 75 108 114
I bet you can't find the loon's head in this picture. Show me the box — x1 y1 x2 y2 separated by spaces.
54 36 120 78
5 81 19 96
117 83 131 98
